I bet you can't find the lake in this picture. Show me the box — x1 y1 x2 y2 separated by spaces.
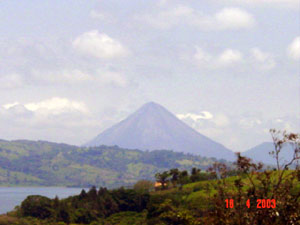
0 187 86 214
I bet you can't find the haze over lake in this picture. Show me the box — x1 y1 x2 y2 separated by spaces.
0 187 85 214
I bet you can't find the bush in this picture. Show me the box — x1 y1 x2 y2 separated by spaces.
21 195 53 219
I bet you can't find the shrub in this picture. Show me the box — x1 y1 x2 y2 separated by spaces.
21 195 53 219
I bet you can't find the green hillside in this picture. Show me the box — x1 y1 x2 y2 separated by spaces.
0 140 225 188
1 166 299 225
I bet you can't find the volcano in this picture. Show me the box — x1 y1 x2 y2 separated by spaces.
85 102 235 161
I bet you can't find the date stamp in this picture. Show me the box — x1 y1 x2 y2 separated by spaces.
225 199 276 208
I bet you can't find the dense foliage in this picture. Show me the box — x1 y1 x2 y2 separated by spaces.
0 130 299 224
18 187 150 224
0 140 222 188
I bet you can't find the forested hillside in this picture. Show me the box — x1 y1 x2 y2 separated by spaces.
0 140 224 188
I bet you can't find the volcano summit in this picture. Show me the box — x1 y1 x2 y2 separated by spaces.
85 102 235 161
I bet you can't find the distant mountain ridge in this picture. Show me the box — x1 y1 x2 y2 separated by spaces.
243 142 295 165
0 139 226 188
85 102 235 161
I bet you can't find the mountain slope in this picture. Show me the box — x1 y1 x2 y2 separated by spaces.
0 139 226 188
243 142 295 165
85 102 235 160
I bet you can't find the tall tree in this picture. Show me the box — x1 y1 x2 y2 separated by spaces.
169 168 180 187
190 167 201 182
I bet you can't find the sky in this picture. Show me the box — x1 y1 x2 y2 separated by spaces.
0 0 299 152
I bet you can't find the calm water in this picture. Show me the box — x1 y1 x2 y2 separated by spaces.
0 187 86 214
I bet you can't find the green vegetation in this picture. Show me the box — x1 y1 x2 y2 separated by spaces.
0 130 299 224
0 140 222 188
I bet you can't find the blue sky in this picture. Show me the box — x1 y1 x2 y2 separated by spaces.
0 0 299 151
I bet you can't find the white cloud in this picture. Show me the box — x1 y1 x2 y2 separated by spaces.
3 102 20 109
3 97 89 115
194 47 243 68
0 73 24 89
140 6 255 30
177 111 213 121
217 49 243 66
214 8 255 30
0 98 100 145
194 47 278 70
72 30 129 59
177 112 229 127
287 37 300 60
25 98 89 115
250 48 275 70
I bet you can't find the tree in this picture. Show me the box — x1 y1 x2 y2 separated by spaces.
79 189 87 200
56 201 70 223
155 171 170 189
134 180 154 193
169 168 180 187
190 167 201 182
87 186 98 200
21 195 53 219
157 199 200 225
178 170 189 188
